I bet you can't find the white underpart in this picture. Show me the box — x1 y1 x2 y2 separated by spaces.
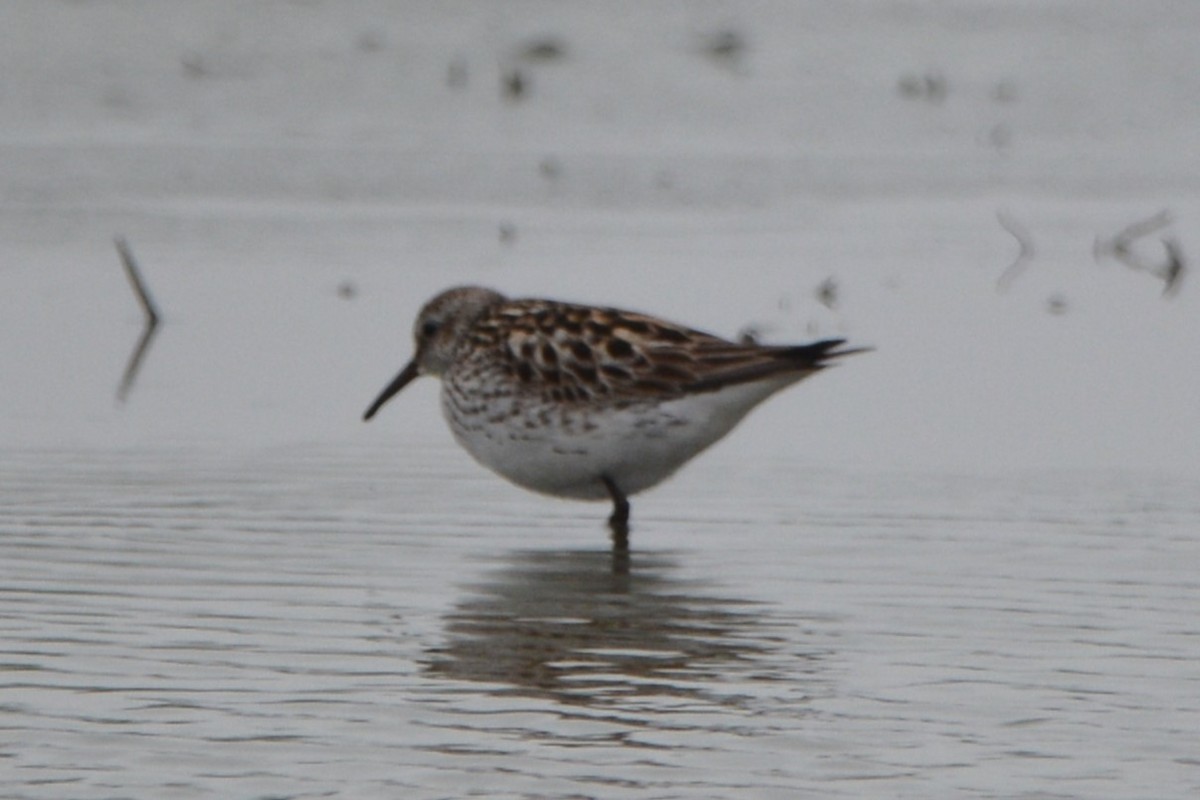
440 373 808 500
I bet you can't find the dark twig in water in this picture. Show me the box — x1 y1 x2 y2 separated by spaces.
1094 210 1185 297
114 237 162 403
995 210 1034 291
115 236 160 326
1097 209 1172 266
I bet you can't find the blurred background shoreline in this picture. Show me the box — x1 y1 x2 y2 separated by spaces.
4 2 1197 477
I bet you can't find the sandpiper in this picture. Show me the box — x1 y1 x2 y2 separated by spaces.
364 286 867 548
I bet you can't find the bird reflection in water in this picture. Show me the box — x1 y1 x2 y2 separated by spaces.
424 549 825 710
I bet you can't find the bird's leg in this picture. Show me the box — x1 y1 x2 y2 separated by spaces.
601 475 630 551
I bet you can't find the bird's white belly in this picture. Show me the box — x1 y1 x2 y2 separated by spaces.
440 378 792 500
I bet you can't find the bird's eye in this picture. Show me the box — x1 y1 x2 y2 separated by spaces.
420 320 440 339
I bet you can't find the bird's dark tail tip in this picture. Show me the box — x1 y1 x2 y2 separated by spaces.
782 338 873 369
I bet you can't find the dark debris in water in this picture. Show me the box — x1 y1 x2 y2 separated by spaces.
501 68 528 102
897 70 948 104
517 37 569 63
815 277 839 310
700 29 748 63
1094 210 1186 298
1046 292 1069 315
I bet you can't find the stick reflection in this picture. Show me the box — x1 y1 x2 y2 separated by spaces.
116 322 160 404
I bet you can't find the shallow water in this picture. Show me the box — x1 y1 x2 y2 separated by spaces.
3 446 1198 799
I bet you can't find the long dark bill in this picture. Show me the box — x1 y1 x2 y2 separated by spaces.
362 360 420 421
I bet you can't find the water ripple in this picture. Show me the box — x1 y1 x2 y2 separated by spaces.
2 447 1199 798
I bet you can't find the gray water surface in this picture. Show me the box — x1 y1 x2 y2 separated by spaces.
3 447 1197 798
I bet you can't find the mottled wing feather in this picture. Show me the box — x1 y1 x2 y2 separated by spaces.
470 300 861 404
684 339 865 392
